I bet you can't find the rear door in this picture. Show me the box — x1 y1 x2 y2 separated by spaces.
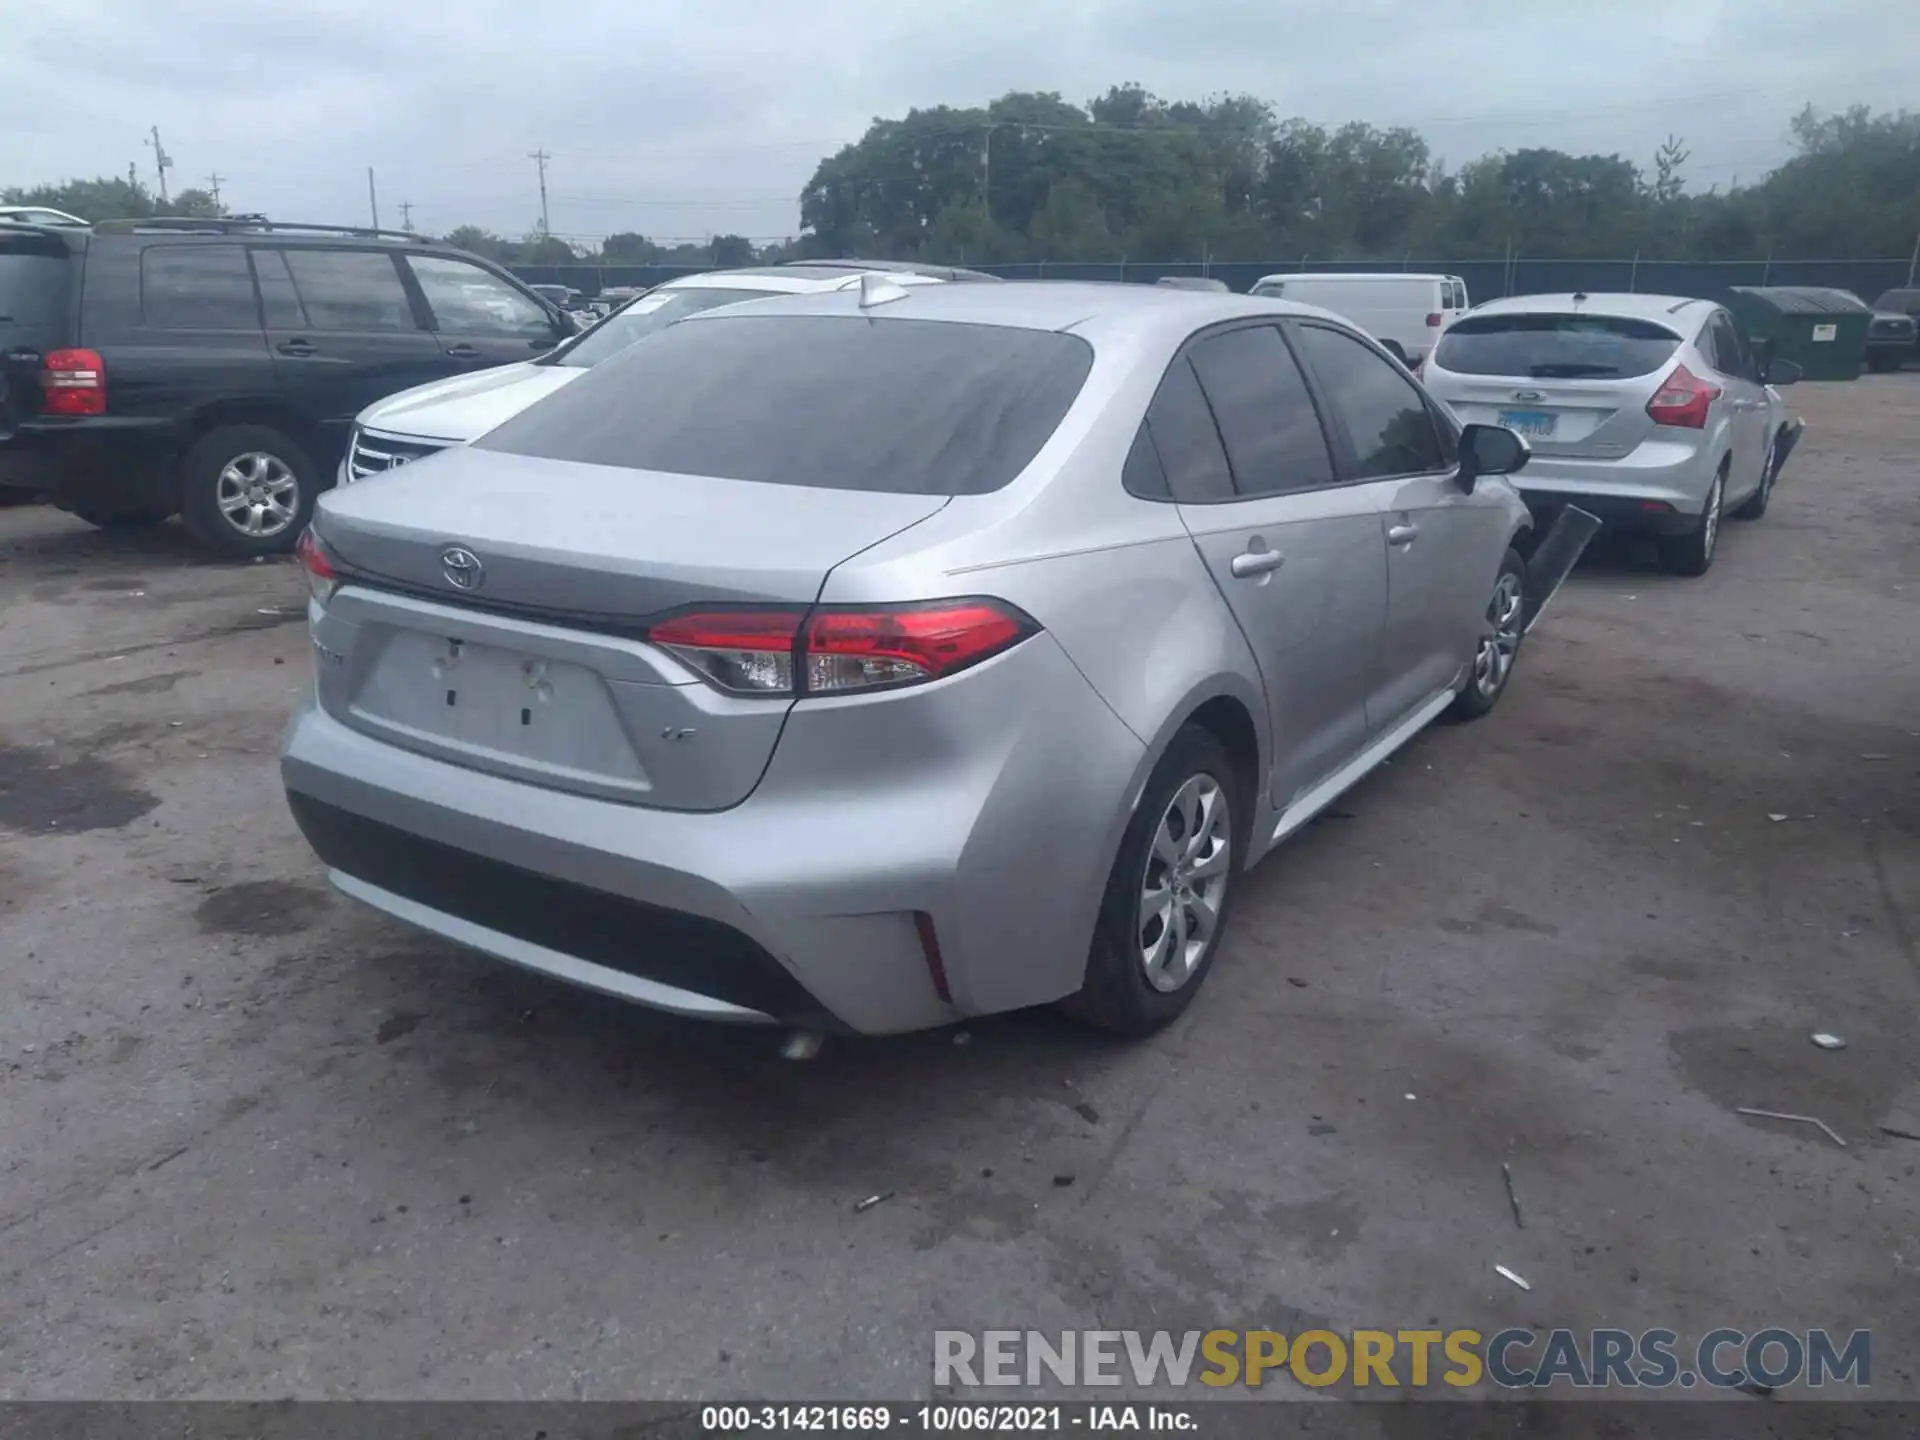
1703 309 1767 498
403 253 571 372
1157 323 1387 808
1290 320 1509 730
255 246 450 451
0 228 74 430
1426 311 1684 460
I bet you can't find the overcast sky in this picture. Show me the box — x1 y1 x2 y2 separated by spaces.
3 0 1913 247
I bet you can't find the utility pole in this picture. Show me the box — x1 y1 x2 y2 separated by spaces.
206 173 224 207
127 162 139 191
529 149 552 234
981 128 992 226
399 200 414 234
146 126 173 205
1907 225 1920 286
366 168 380 229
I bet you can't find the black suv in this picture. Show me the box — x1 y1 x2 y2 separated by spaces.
0 217 574 556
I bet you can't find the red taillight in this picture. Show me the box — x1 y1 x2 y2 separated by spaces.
1646 363 1720 429
914 912 953 1004
40 347 105 416
295 528 340 604
648 599 1034 697
1424 312 1443 328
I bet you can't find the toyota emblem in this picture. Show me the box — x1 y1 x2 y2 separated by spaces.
440 546 485 591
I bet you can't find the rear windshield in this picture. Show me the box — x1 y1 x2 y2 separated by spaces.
0 247 71 343
1433 313 1682 379
482 313 1095 495
547 285 785 368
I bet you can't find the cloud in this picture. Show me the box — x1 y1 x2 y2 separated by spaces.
2 0 1909 244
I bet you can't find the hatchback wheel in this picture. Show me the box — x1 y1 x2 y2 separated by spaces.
178 424 318 559
1658 464 1724 577
1448 547 1527 721
1065 724 1243 1036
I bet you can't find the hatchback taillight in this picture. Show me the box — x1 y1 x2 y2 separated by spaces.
1646 363 1720 429
649 599 1036 697
40 347 105 416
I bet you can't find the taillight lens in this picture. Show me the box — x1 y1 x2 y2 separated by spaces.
295 527 340 605
648 600 1035 697
649 610 801 694
41 347 105 416
1646 363 1720 429
1424 312 1443 328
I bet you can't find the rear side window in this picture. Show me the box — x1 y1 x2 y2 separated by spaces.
407 254 552 337
281 250 417 332
140 245 259 330
479 314 1092 496
1186 325 1334 497
1434 313 1681 379
1136 358 1234 503
1291 323 1447 479
1705 312 1751 377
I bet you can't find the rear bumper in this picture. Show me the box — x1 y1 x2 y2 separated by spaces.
279 633 1147 1035
1512 441 1718 530
0 417 181 502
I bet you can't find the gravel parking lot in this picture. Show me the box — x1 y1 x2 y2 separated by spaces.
1 376 1915 1402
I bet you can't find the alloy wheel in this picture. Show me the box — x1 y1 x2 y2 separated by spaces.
215 452 301 539
1702 472 1723 560
1472 569 1525 699
1139 773 1232 993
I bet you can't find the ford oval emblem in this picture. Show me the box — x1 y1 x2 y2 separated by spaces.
440 546 485 591
1512 389 1546 403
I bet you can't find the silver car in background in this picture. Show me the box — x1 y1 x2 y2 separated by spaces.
340 262 989 482
283 281 1556 1038
1422 293 1802 576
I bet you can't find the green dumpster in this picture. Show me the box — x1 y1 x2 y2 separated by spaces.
1725 286 1871 381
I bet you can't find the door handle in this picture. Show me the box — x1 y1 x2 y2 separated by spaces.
444 343 481 360
1387 523 1419 546
275 338 317 357
1230 549 1286 578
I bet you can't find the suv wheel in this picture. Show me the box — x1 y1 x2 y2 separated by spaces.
1657 463 1724 577
178 425 317 558
1064 724 1244 1036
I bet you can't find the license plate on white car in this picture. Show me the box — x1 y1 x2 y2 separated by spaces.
1498 409 1557 439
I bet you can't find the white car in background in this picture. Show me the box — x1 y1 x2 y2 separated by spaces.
1245 272 1469 368
340 262 993 482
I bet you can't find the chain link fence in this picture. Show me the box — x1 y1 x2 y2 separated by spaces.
512 256 1918 306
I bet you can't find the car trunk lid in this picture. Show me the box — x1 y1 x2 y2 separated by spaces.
1432 373 1663 459
309 447 948 810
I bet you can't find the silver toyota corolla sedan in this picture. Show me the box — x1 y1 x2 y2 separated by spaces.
282 279 1568 1038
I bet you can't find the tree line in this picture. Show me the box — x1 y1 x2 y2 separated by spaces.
9 96 1916 270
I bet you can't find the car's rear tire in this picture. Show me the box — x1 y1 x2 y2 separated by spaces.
178 424 318 559
64 496 173 532
1657 463 1725 577
1447 547 1527 721
1064 725 1244 1037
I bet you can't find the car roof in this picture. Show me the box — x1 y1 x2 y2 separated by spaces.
1464 292 1707 324
777 258 1004 282
656 267 945 295
675 279 1342 348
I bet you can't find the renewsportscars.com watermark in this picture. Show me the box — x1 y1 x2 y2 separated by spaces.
934 1327 1871 1391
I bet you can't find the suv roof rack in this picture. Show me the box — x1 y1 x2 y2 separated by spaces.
90 215 430 242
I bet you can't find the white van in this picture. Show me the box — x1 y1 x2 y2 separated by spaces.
1247 272 1469 367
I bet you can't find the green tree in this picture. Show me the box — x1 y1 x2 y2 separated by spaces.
709 233 754 267
2 175 156 222
444 225 513 261
600 231 663 262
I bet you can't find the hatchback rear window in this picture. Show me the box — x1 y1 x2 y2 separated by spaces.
1433 313 1682 379
481 314 1095 496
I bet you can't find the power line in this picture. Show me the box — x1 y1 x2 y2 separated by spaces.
399 200 414 232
